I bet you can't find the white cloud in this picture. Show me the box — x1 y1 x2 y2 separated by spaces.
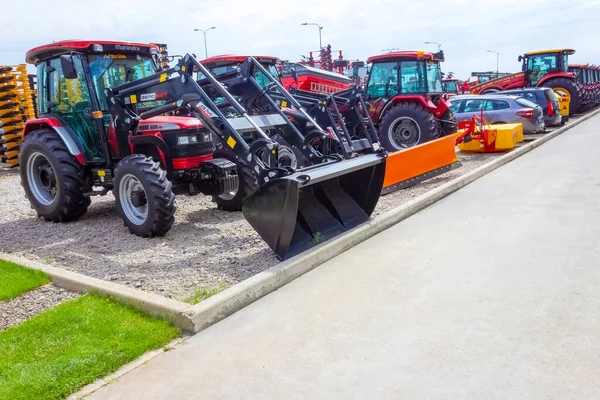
0 0 598 79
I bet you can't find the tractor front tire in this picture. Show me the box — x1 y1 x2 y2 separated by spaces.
543 77 583 115
114 155 175 237
378 102 438 151
212 147 259 212
19 129 91 222
439 109 458 137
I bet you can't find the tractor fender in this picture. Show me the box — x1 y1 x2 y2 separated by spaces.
129 134 173 177
537 72 576 87
382 96 438 118
23 117 85 165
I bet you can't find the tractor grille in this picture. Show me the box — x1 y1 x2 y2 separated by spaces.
161 129 215 157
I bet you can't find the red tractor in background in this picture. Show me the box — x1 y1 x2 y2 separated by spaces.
364 50 456 150
470 49 584 114
442 77 461 96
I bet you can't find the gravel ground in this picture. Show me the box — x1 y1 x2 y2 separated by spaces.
0 284 79 330
0 122 567 301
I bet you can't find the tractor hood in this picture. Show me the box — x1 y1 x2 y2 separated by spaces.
136 116 204 132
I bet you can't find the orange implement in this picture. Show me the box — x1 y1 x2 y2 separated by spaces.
382 133 460 195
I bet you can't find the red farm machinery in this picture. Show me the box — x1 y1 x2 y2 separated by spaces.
470 49 585 115
20 40 388 260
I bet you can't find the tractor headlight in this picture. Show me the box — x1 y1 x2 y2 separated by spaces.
177 135 199 145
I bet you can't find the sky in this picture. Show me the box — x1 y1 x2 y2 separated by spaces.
1 0 600 79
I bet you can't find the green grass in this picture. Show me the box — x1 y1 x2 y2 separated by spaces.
0 259 49 301
183 282 229 305
0 294 180 400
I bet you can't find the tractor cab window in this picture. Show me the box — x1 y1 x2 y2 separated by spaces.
442 80 458 93
253 63 280 89
399 61 426 93
425 62 443 93
562 54 569 72
89 54 158 111
46 56 104 162
366 62 399 98
527 54 557 85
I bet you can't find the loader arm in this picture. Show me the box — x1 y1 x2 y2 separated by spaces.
105 55 291 183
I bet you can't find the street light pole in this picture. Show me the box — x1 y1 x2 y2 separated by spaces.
425 41 442 52
194 27 216 58
487 50 500 77
301 22 323 49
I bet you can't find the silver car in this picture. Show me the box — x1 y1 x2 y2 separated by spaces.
449 94 545 134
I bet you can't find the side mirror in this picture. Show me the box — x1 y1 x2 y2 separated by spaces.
517 55 523 63
60 55 77 79
290 67 298 83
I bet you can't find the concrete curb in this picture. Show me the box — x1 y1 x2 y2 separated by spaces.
0 253 194 332
3 108 599 334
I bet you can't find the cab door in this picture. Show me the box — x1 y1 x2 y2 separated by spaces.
40 55 107 163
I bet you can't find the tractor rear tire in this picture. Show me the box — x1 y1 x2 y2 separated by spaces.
19 129 91 222
439 109 458 137
378 102 438 151
542 78 583 115
113 155 175 237
212 147 259 212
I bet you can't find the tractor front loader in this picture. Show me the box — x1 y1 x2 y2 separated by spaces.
20 41 386 260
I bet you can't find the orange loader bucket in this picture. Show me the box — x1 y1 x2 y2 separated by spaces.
382 133 460 195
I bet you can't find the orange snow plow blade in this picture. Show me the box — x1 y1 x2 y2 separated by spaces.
382 133 461 195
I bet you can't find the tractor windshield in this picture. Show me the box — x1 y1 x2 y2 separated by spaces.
89 54 158 110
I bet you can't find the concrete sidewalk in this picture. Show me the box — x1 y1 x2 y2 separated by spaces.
92 116 600 400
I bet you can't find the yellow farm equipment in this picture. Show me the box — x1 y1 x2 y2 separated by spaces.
0 64 36 168
553 89 571 124
456 115 523 153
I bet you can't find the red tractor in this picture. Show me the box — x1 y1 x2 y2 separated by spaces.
470 49 584 114
364 50 457 151
20 41 386 260
442 77 461 96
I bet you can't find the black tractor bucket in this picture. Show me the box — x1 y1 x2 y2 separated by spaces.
243 154 386 260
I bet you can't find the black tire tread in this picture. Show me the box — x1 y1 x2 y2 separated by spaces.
19 129 91 222
378 102 438 151
114 155 175 237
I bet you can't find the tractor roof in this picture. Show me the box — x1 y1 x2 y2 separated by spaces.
200 54 279 67
523 48 575 56
26 40 159 65
367 51 441 64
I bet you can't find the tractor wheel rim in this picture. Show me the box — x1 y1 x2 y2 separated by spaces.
389 117 421 149
119 174 148 225
27 152 57 206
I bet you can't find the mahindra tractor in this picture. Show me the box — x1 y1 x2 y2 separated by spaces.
364 50 457 151
20 40 386 260
470 49 584 114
